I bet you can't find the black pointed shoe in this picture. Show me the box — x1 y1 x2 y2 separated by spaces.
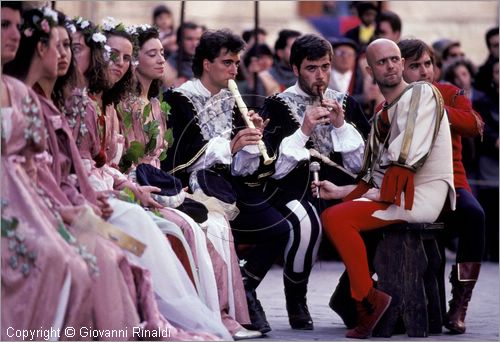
286 297 314 330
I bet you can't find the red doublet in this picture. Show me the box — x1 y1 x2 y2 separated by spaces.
433 82 483 192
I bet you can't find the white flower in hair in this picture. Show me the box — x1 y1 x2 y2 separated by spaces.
80 20 89 29
140 24 151 31
103 44 112 62
42 7 58 23
102 16 117 31
76 17 83 25
125 25 137 35
92 32 107 44
66 23 76 33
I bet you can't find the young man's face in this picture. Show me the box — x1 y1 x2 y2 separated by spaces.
182 27 203 56
155 13 173 32
294 54 331 96
332 45 357 73
402 51 435 83
204 48 240 91
488 33 499 59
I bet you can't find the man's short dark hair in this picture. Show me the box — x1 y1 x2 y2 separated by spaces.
289 34 333 70
274 29 301 53
1 1 22 10
243 43 272 68
192 29 245 78
376 10 402 35
398 38 435 64
356 1 377 17
152 5 171 22
242 27 267 44
443 58 476 85
176 21 201 45
486 26 499 48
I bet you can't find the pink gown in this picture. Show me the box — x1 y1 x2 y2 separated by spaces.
1 76 93 339
36 89 220 340
62 89 226 339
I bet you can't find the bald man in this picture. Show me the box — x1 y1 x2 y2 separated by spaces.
314 39 455 339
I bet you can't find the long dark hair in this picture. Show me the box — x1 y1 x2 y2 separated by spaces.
52 10 81 109
72 18 110 95
135 25 163 99
102 29 135 107
3 7 57 81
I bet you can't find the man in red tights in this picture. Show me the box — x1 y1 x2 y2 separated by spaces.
313 38 456 339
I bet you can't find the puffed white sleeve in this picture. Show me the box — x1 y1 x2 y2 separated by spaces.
272 128 310 179
187 136 232 173
330 122 365 174
231 144 261 176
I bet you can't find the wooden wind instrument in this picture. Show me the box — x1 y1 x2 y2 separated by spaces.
227 79 275 165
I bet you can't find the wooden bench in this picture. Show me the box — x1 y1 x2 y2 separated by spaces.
372 222 444 337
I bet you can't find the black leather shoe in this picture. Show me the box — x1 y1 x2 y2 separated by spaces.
286 297 314 330
245 287 271 334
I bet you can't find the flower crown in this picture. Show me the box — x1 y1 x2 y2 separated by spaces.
129 24 160 38
72 16 107 48
102 16 127 34
102 17 140 62
22 7 58 38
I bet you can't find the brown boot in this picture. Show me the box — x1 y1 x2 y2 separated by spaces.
345 288 392 339
444 262 481 334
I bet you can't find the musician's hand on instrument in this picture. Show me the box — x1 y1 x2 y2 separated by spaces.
322 98 344 128
248 110 269 132
302 106 330 136
230 127 262 154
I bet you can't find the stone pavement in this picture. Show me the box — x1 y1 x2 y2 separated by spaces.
253 260 498 341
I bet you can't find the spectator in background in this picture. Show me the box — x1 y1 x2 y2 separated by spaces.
443 58 489 176
475 26 499 93
433 39 465 70
375 10 402 43
152 4 177 57
476 58 499 262
343 1 378 53
242 27 267 47
240 43 274 108
328 37 364 106
235 27 268 98
164 21 203 87
259 29 301 96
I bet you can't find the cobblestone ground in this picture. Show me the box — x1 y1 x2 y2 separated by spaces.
252 260 498 341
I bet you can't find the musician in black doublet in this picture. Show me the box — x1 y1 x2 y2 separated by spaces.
161 30 290 335
257 34 370 330
262 91 369 199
